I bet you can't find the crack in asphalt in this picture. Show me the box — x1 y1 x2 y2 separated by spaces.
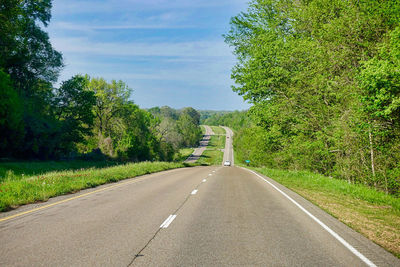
126 172 216 266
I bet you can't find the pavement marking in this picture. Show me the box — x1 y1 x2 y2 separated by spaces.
243 168 377 267
160 215 177 228
191 189 198 195
202 179 207 182
208 174 212 176
0 177 144 223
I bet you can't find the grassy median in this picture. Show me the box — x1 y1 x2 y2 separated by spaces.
252 167 400 258
0 161 190 212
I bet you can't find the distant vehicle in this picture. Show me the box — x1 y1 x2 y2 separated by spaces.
224 160 231 166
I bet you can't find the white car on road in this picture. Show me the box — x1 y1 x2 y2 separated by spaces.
224 160 231 166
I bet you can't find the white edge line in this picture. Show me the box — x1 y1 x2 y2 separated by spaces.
160 215 176 228
242 167 376 267
191 189 198 195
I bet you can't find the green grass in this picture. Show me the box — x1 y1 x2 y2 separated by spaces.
251 167 400 258
208 134 225 149
174 148 194 162
210 126 226 135
0 161 190 212
0 160 121 183
197 150 223 166
0 160 120 182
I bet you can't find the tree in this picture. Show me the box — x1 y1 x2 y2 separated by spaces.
224 0 400 194
88 77 132 155
51 75 96 155
0 0 63 95
0 70 24 156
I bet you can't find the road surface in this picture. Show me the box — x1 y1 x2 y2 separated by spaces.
221 126 234 166
0 128 399 266
184 125 214 163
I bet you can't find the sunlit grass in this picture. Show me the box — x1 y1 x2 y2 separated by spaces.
0 160 119 182
175 148 194 162
197 150 223 166
0 161 189 212
200 125 206 135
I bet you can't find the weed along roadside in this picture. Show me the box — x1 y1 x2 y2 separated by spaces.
250 167 400 259
0 161 195 212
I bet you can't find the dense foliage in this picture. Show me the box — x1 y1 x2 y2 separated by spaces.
0 1 201 162
225 0 400 195
200 110 250 131
148 106 202 149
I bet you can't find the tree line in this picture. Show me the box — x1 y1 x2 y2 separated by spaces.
0 0 201 161
224 0 400 195
200 110 250 130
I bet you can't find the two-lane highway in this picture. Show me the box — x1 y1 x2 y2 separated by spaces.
0 126 399 266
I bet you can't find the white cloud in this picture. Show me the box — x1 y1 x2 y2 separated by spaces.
51 36 233 58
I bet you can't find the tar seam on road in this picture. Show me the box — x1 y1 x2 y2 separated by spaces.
126 171 217 266
242 167 377 267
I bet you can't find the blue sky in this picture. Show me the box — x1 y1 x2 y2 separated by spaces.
47 0 251 110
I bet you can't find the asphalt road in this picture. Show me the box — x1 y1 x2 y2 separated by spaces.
221 126 234 166
184 125 214 163
0 127 399 266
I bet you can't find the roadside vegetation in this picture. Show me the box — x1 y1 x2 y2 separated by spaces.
252 167 400 258
200 125 206 135
200 110 250 131
0 161 119 182
174 148 194 162
223 0 400 196
0 1 202 163
0 161 191 212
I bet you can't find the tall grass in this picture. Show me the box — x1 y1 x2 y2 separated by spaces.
255 168 400 211
0 161 188 212
0 160 119 182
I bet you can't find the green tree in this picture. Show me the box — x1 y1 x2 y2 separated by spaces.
52 75 96 156
0 70 24 156
88 77 132 155
0 0 63 95
225 0 400 194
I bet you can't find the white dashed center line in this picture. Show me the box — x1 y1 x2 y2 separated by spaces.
191 189 198 195
160 215 177 228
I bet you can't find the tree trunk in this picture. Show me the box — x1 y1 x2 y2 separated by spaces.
368 127 376 186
